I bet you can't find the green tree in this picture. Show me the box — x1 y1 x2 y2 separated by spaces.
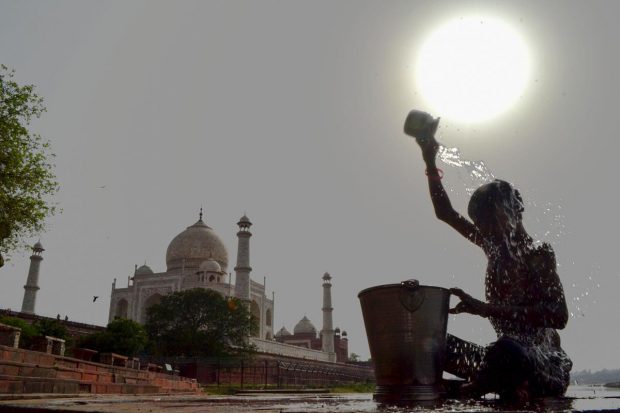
0 65 58 267
34 318 69 340
0 315 38 347
78 318 147 357
145 288 257 357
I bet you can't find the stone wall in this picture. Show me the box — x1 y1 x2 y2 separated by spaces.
0 310 104 339
151 353 375 387
250 338 331 362
0 344 199 394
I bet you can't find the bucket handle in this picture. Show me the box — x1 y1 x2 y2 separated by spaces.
399 279 426 312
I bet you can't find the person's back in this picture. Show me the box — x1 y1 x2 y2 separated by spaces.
484 240 571 397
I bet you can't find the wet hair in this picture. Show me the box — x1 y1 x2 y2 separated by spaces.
467 180 524 226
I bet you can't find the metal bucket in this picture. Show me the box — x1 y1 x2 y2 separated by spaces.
358 280 450 402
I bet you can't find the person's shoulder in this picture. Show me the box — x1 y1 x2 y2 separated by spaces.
534 242 555 256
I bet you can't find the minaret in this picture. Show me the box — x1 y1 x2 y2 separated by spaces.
234 214 252 301
321 272 335 359
21 241 44 314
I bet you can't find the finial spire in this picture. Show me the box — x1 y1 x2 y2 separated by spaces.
199 206 203 221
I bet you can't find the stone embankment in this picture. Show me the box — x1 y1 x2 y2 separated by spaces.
0 344 199 395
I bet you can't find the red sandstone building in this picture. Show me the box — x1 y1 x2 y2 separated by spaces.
275 316 349 363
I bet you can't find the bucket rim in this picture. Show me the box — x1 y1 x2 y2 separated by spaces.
357 283 450 298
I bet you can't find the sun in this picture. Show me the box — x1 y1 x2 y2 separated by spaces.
415 16 531 123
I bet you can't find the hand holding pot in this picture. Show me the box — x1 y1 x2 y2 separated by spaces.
404 110 441 163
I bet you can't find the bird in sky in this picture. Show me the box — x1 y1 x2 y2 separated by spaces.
93 296 99 302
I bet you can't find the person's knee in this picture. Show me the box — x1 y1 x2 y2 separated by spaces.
487 337 528 362
479 337 531 391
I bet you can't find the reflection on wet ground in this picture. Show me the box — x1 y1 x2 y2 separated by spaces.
0 386 618 412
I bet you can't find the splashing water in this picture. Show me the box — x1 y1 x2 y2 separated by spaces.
436 143 565 245
435 141 595 320
527 200 567 246
437 145 495 195
568 271 601 318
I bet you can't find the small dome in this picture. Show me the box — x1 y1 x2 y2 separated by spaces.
135 264 154 275
33 241 44 251
199 258 222 273
322 272 331 281
293 316 317 335
335 327 341 333
275 326 292 337
342 330 348 337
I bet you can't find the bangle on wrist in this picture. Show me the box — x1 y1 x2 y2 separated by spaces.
425 167 444 180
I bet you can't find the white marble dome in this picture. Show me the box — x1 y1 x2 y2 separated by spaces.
166 218 228 273
293 316 316 335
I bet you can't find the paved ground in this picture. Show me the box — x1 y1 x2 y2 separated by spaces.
0 386 619 412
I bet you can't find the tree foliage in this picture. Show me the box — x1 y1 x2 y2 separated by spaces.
33 318 69 340
0 316 71 348
0 315 38 347
0 65 58 266
77 318 148 357
145 288 257 357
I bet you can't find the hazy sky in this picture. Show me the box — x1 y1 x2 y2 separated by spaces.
1 1 619 372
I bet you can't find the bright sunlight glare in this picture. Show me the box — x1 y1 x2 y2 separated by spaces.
415 16 531 123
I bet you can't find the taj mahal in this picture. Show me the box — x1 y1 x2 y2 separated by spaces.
104 210 348 362
108 211 275 339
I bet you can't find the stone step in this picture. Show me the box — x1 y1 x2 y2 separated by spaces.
0 347 56 368
2 346 195 383
0 359 153 385
0 362 199 394
2 346 147 378
0 374 81 394
0 374 161 395
0 345 200 395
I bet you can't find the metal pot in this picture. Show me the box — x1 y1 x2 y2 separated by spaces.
358 280 450 402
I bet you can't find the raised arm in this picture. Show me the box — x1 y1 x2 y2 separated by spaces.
425 148 482 242
409 118 484 248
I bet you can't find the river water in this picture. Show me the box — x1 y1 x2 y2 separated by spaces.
4 385 618 412
259 385 620 412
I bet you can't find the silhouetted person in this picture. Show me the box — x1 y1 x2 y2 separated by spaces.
407 111 572 402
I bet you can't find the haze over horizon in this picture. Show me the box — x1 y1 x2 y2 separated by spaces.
1 1 619 372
